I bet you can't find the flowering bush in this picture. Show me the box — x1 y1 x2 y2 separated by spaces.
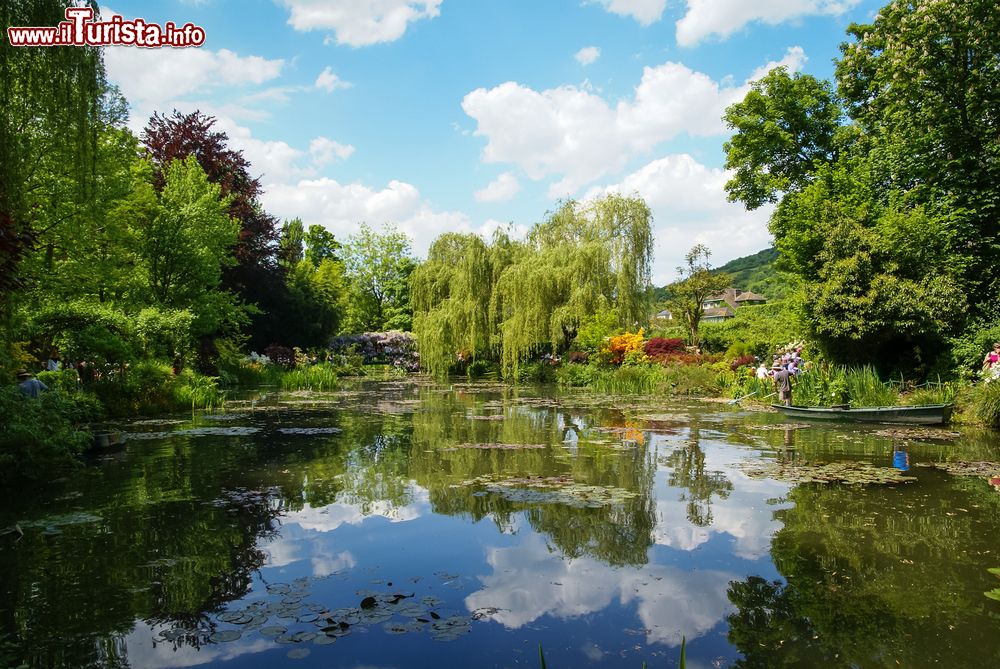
605 329 645 364
329 331 419 371
643 337 686 361
567 351 589 364
730 354 756 372
263 343 295 368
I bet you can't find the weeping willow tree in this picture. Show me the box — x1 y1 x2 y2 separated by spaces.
0 0 107 299
496 194 653 376
410 229 524 376
412 194 653 378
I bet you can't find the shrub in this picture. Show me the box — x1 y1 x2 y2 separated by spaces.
556 362 599 387
0 387 92 485
644 337 685 361
605 329 645 364
729 354 756 372
567 351 589 364
972 381 1000 427
263 343 295 368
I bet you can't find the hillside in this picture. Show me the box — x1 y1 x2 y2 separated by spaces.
712 247 796 301
653 247 797 303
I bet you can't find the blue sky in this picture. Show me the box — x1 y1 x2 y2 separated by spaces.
101 0 883 284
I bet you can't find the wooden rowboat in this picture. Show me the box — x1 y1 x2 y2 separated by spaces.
771 403 952 425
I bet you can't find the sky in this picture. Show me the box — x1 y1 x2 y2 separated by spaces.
100 0 884 285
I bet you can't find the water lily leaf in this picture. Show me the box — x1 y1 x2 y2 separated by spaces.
209 630 241 643
287 647 311 659
360 596 377 609
260 626 287 637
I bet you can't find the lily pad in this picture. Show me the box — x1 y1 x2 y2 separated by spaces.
287 647 311 659
741 460 918 485
277 427 343 435
260 626 287 637
914 460 1000 478
452 443 547 450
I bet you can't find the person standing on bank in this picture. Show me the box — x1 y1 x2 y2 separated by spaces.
772 363 793 407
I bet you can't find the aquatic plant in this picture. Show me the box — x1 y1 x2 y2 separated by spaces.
971 380 1000 426
279 364 340 391
844 366 898 407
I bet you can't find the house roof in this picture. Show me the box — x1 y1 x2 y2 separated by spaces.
735 291 766 302
703 307 735 318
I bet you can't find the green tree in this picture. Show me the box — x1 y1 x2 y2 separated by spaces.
305 224 341 268
666 245 730 348
495 195 653 376
342 223 417 333
723 67 842 210
278 218 305 268
410 230 522 376
138 156 241 336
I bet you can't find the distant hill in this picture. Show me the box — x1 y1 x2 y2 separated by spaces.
652 247 797 304
712 247 796 301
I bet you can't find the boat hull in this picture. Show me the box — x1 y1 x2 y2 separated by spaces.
771 404 952 425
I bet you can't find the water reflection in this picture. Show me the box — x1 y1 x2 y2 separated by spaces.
2 381 1000 668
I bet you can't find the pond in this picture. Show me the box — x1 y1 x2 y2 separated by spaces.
2 379 1000 668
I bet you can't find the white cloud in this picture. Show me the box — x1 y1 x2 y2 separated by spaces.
315 66 353 92
104 43 283 114
261 177 496 257
574 46 601 66
280 0 443 47
309 136 356 165
584 153 775 283
676 0 861 47
592 0 667 26
464 534 736 646
474 172 521 202
461 47 806 198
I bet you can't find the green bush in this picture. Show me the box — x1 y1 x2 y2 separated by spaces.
555 363 600 387
0 387 92 484
91 361 221 415
514 361 556 384
971 381 1000 427
36 368 80 393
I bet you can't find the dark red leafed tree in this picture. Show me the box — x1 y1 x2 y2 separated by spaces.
141 110 293 348
141 110 279 271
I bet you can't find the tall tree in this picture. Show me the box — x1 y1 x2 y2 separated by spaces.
141 110 285 349
342 224 417 333
723 67 842 210
410 230 521 376
666 244 730 349
0 0 106 298
305 224 341 268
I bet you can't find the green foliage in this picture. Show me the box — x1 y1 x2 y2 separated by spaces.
413 195 653 379
724 67 841 209
698 302 799 358
971 382 1000 427
843 367 898 407
574 309 619 354
665 245 731 348
343 223 416 333
411 231 516 377
0 387 92 484
279 364 340 391
497 195 653 377
89 361 221 415
946 320 1000 380
36 368 80 393
722 1 1000 371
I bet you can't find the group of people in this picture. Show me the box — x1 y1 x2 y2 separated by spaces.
751 347 806 406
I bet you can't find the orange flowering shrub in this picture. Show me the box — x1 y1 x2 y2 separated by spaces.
605 328 645 364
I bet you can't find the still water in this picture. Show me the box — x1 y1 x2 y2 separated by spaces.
2 379 1000 668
